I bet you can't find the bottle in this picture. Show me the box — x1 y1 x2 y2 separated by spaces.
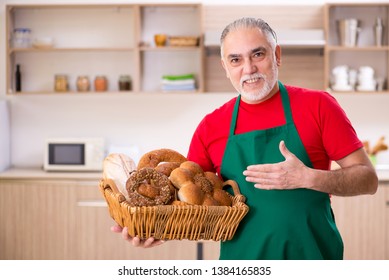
15 64 21 92
374 17 384 46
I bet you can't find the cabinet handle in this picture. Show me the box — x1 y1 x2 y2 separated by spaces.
77 200 107 207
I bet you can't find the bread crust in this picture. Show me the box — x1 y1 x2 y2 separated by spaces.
137 148 187 169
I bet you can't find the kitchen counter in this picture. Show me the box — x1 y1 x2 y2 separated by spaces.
0 167 102 181
1 166 389 182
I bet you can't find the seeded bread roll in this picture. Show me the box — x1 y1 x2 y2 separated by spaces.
103 153 136 198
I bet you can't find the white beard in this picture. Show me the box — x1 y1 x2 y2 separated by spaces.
237 63 278 103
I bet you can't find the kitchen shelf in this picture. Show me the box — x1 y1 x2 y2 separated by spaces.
324 3 389 93
326 46 389 52
140 46 201 51
5 3 204 94
9 47 136 52
328 90 389 94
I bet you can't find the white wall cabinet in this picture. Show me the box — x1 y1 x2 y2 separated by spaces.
6 4 204 94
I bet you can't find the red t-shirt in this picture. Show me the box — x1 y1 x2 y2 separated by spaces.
187 84 363 175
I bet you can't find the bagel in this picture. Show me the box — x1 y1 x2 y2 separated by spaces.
137 148 187 169
126 167 173 206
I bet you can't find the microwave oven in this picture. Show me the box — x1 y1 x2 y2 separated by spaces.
44 138 105 171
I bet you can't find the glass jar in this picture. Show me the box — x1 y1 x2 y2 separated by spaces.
76 76 90 92
94 76 107 92
12 28 32 48
54 74 68 92
118 75 132 91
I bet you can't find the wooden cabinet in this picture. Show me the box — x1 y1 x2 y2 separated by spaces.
5 3 204 94
324 3 389 94
331 184 389 259
0 178 198 260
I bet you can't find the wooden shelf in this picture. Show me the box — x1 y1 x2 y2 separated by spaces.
324 3 389 93
8 47 136 54
329 90 389 94
139 46 201 52
326 46 389 52
6 3 204 94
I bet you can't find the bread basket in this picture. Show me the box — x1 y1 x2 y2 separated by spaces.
169 36 199 47
99 178 249 241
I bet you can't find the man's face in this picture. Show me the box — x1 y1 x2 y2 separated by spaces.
221 27 281 104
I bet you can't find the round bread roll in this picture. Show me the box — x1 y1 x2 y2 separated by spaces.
179 161 204 176
213 189 232 206
204 171 223 190
170 161 232 206
169 167 195 189
177 182 205 205
103 153 136 198
155 162 180 176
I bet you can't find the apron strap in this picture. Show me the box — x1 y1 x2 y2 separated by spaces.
278 81 293 124
229 95 241 136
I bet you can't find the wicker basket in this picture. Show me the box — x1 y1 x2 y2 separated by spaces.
169 36 199 47
99 178 249 241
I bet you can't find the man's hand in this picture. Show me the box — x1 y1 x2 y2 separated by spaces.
243 140 309 190
111 225 165 248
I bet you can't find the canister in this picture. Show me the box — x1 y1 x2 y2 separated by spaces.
94 76 108 91
118 75 132 91
76 76 90 92
12 28 32 48
54 74 69 92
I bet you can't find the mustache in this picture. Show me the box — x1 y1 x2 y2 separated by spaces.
240 73 266 87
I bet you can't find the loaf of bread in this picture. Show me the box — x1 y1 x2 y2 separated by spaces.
103 153 136 198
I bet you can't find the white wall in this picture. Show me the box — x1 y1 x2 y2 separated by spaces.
1 0 389 168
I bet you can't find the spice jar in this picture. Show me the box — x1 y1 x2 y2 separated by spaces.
118 75 132 91
94 76 107 92
54 74 68 92
76 76 90 92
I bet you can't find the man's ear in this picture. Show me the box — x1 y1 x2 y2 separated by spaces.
221 59 230 78
275 45 281 67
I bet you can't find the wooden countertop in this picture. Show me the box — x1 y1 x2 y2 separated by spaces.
1 166 389 182
0 167 102 181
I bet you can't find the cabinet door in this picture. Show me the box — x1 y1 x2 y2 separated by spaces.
0 180 77 259
331 186 387 259
74 181 198 259
383 183 389 259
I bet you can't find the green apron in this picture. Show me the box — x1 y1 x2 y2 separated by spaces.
219 81 343 260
